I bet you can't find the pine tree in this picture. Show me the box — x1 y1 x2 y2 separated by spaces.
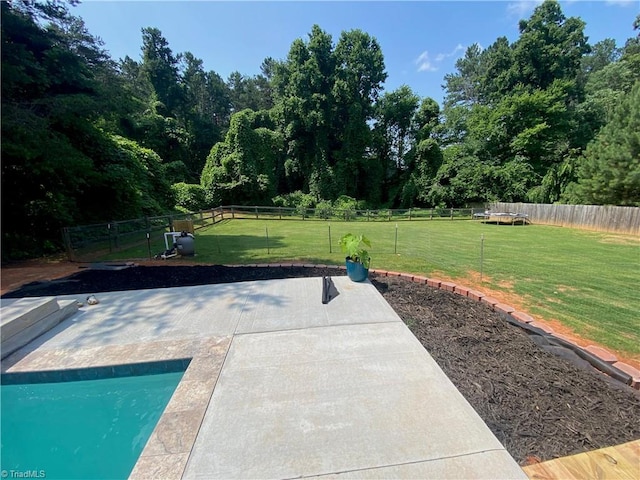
570 81 640 205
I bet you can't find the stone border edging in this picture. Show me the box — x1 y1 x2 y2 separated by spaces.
240 263 640 390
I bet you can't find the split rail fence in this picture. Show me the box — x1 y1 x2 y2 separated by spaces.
63 202 639 261
61 205 486 261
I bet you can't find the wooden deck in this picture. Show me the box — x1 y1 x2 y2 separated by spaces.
523 439 640 479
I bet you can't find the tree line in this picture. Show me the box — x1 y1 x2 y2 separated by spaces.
2 0 639 259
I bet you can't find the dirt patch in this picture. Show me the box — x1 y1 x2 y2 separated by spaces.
2 264 639 465
598 235 640 246
429 270 530 314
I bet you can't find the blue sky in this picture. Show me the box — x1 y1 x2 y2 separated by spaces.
74 1 638 105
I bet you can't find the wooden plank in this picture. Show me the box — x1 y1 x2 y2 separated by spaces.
523 459 576 479
492 202 640 235
523 440 640 480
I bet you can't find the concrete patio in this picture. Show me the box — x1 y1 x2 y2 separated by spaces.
1 276 527 479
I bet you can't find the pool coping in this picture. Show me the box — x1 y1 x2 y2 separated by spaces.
2 336 232 479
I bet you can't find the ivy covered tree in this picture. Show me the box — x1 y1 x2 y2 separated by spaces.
270 26 386 203
201 109 284 205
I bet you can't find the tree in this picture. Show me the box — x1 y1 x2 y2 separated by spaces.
374 85 420 173
228 71 273 112
567 82 640 206
1 2 106 257
332 29 387 202
201 110 284 205
272 26 338 199
180 52 230 174
140 27 183 115
443 43 485 107
1 3 177 259
512 0 589 92
438 0 592 204
581 39 620 76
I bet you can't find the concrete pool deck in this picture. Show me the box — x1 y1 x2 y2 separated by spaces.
1 277 527 479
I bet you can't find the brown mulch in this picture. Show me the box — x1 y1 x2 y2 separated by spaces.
2 264 639 465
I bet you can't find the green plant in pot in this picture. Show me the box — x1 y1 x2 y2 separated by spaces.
339 233 371 282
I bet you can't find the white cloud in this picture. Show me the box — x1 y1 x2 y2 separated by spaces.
415 51 438 72
415 44 465 73
435 44 465 62
506 0 543 19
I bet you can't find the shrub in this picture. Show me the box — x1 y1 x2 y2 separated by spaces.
272 191 317 209
333 195 360 220
172 183 207 212
315 200 334 219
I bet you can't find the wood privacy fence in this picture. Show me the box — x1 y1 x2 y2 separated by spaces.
491 203 640 235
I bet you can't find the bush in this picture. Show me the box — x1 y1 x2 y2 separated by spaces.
172 183 207 212
315 200 334 219
333 195 361 220
272 191 317 209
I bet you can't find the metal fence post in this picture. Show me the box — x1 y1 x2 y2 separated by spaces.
62 227 74 262
114 223 120 249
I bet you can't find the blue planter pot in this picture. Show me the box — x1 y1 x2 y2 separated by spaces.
345 258 369 282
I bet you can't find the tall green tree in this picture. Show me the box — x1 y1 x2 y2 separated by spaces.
201 109 284 205
332 29 387 202
512 0 589 92
1 2 174 259
140 27 183 115
271 26 338 198
566 82 640 206
438 0 592 204
374 86 420 172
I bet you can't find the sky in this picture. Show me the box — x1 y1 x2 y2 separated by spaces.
74 0 639 105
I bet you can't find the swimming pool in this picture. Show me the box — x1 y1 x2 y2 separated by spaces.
1 360 189 479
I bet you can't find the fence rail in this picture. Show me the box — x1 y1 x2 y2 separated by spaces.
220 205 483 222
61 206 486 261
492 202 640 235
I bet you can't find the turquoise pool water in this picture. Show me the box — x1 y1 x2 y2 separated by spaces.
1 365 185 479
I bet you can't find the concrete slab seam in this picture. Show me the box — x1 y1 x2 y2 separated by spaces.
286 448 512 479
244 263 639 391
232 318 402 338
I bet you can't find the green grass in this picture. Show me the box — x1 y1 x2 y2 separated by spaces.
103 218 640 357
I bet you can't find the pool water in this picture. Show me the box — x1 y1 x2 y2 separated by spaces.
1 370 184 479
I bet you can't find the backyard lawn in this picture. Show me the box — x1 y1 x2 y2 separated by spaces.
106 218 639 358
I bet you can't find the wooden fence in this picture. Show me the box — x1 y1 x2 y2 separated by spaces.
491 202 640 235
61 206 483 261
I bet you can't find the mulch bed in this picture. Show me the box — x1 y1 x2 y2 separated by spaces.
3 264 640 465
